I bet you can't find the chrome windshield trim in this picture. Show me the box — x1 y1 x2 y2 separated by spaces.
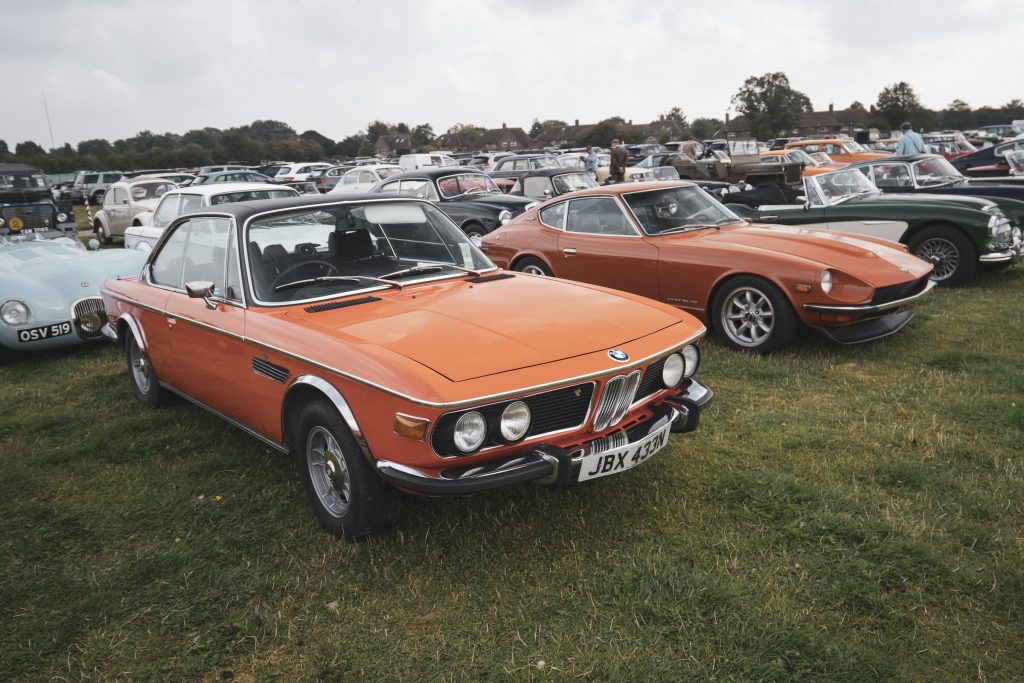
803 278 936 314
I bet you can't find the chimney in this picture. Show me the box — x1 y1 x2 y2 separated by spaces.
502 122 507 128
829 103 834 113
574 119 579 127
726 112 730 124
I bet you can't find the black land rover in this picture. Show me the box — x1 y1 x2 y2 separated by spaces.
0 163 78 239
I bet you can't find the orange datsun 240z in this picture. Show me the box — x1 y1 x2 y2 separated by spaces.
100 194 713 540
480 182 936 353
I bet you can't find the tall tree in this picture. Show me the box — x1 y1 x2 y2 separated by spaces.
731 72 812 139
334 134 365 159
366 120 390 143
529 118 544 138
690 117 724 140
848 101 866 112
411 123 435 146
875 82 925 129
942 99 974 130
663 107 689 128
300 129 335 152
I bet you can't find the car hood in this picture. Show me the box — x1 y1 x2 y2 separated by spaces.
671 223 931 285
848 192 995 212
285 275 681 382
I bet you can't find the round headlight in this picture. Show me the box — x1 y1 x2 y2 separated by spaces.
57 212 69 222
682 344 700 378
0 217 5 227
0 300 31 326
499 401 531 442
821 270 833 295
453 411 487 453
661 353 685 388
78 311 103 334
498 209 513 225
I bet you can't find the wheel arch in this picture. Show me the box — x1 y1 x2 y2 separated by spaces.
116 313 146 351
510 251 555 273
281 375 373 464
900 219 984 252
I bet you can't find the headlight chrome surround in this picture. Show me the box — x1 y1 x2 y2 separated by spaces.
661 353 685 388
498 209 513 225
453 411 487 453
681 345 700 378
56 212 69 223
820 269 833 295
498 401 531 443
0 299 31 326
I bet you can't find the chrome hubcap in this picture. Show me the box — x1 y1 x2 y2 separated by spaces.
521 265 547 276
468 233 483 247
307 426 351 518
916 237 959 281
129 341 151 393
723 288 775 347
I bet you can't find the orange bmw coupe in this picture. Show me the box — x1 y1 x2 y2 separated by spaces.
101 194 713 539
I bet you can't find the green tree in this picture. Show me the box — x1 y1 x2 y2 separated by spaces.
1002 99 1024 119
529 118 544 138
77 138 112 161
875 81 925 129
849 101 866 112
663 107 689 128
449 123 484 145
0 139 8 157
941 99 974 130
300 130 335 152
690 117 724 140
245 120 297 141
177 143 210 167
577 119 626 148
411 123 435 146
731 72 812 139
334 134 365 159
366 120 390 142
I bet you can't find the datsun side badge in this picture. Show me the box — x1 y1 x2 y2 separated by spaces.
608 349 629 363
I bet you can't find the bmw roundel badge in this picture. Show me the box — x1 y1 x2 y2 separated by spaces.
608 349 629 362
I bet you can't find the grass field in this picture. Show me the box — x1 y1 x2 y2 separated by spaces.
1 258 1022 680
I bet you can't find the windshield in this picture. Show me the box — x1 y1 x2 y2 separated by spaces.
533 157 562 169
0 170 48 191
130 181 175 201
785 149 819 166
1006 150 1024 174
809 151 835 165
808 169 878 206
376 166 402 179
210 189 298 205
622 185 742 235
843 141 866 153
247 201 494 304
912 157 963 185
436 173 501 198
728 140 759 156
552 173 600 194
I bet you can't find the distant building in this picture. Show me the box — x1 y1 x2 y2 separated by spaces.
374 134 416 157
535 117 688 148
479 123 532 151
719 105 870 139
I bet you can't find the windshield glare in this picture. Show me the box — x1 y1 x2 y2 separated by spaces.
552 173 599 194
0 171 48 190
786 149 818 166
436 174 500 198
810 170 878 205
844 141 866 153
247 201 493 304
623 186 741 235
912 157 962 184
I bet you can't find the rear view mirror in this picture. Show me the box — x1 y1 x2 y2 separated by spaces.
186 280 217 309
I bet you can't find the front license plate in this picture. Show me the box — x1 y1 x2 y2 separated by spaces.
17 321 72 343
578 423 670 482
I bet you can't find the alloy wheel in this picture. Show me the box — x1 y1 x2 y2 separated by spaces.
722 287 775 348
306 426 352 518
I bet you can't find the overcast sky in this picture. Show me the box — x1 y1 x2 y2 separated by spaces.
2 0 1021 149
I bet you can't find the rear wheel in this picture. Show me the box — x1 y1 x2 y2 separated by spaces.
95 221 112 245
908 225 976 286
712 276 797 353
295 400 400 540
514 256 552 276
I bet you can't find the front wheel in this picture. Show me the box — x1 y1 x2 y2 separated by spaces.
711 276 797 353
295 400 400 541
513 256 552 276
463 222 485 247
125 333 169 407
95 221 112 245
908 226 977 286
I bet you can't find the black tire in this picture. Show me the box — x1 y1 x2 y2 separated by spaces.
711 276 798 353
125 332 169 408
907 225 977 287
294 400 400 541
462 222 485 246
513 256 552 276
95 221 112 245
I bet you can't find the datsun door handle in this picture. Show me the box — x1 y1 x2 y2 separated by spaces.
562 247 577 255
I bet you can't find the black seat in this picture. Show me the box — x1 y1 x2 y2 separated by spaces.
247 242 273 296
329 229 374 261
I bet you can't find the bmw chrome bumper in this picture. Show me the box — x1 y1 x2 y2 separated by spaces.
375 380 713 496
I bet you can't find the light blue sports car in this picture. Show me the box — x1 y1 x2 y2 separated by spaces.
0 231 146 353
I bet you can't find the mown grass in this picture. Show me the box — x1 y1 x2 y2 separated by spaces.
1 264 1022 681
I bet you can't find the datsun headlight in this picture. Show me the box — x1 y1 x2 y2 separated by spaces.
681 345 700 378
499 401 531 442
0 300 30 326
498 209 513 225
661 353 685 388
820 270 833 295
453 411 487 453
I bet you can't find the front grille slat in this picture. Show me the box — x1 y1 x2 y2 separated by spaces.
1 205 53 232
72 297 106 339
592 370 642 433
870 276 929 306
634 357 666 402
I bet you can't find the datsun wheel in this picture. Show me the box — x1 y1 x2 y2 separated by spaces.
295 400 400 541
514 257 552 276
908 225 977 287
712 276 797 353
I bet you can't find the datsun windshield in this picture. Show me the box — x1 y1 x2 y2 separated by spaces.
808 169 878 206
911 157 964 185
247 201 494 304
622 186 742 235
130 181 176 201
209 189 297 205
436 174 501 199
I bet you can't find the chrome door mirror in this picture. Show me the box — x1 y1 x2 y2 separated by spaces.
186 280 218 309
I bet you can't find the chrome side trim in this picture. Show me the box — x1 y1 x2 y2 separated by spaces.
158 381 288 453
117 312 146 350
283 375 373 465
103 290 706 408
803 278 936 314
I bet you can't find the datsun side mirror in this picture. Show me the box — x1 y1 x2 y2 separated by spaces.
186 280 218 309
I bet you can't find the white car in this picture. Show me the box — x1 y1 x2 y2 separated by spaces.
123 183 299 251
271 162 333 183
558 152 612 183
398 153 459 171
92 176 178 243
327 165 403 194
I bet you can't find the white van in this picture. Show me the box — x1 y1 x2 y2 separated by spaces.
398 153 459 171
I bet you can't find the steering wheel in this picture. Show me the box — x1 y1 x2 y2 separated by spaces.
271 259 340 288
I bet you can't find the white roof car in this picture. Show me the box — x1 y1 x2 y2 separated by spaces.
328 165 403 194
123 183 299 251
272 163 333 182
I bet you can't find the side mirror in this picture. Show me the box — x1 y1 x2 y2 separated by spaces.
543 189 552 198
186 280 217 309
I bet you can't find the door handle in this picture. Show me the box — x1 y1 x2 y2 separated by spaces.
760 215 779 220
562 247 577 255
166 317 176 329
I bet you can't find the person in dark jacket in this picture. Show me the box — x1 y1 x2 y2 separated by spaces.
609 139 628 183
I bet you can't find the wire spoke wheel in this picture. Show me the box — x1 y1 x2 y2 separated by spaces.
916 237 960 281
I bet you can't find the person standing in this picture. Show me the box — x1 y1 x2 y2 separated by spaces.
609 139 628 183
680 136 698 160
583 146 598 179
895 122 926 156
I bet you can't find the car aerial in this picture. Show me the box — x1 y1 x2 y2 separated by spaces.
124 182 300 251
784 138 890 163
328 165 403 195
271 163 333 183
481 181 935 353
724 168 1021 286
559 152 612 184
99 193 713 539
92 176 179 243
760 148 848 177
502 169 601 199
949 138 1024 178
70 170 125 205
187 170 276 186
310 165 355 193
369 167 536 245
669 140 804 189
1 180 146 354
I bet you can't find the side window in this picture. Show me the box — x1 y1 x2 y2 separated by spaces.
358 171 376 184
539 202 566 229
804 145 820 153
378 181 400 194
523 177 550 197
399 180 438 200
513 159 529 171
150 221 191 288
342 172 358 185
566 198 634 236
83 174 99 184
180 218 233 296
151 195 180 228
103 173 122 183
179 194 203 214
112 188 128 205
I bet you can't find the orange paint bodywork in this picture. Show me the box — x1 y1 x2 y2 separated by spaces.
784 139 890 163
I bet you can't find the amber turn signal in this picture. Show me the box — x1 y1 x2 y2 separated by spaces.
394 413 430 441
793 283 813 293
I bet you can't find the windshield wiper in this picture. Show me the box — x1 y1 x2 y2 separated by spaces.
379 262 485 281
275 275 403 292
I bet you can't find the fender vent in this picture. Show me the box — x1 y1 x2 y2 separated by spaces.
305 296 381 313
466 273 514 283
252 358 290 383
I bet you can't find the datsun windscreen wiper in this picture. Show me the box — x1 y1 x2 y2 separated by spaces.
275 275 403 292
